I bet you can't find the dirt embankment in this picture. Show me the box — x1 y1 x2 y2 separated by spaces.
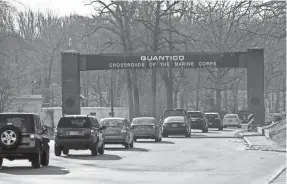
269 119 286 147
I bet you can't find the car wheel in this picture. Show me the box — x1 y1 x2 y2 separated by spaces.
63 149 69 155
91 142 99 156
129 140 134 148
31 151 41 168
158 138 162 142
0 157 3 167
0 125 21 149
238 125 242 128
162 134 168 138
41 149 49 166
218 127 223 131
98 143 105 155
54 145 61 156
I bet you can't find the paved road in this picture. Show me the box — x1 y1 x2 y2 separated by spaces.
0 128 285 184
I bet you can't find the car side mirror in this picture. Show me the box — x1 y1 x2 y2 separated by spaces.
42 125 47 132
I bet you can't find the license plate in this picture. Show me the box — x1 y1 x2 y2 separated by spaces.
172 124 177 127
70 131 78 135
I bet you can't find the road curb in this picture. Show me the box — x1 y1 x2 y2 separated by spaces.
264 164 286 184
237 132 253 148
235 132 286 152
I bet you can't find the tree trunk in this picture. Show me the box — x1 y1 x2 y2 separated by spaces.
151 68 157 117
165 1 174 109
224 88 228 112
173 88 178 108
126 70 133 121
215 70 222 112
131 69 140 117
196 68 201 110
180 91 185 108
165 79 173 109
275 91 280 113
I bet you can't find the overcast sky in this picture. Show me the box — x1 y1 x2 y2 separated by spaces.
13 0 95 16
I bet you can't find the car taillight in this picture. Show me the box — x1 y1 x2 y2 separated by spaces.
30 134 35 139
121 129 126 133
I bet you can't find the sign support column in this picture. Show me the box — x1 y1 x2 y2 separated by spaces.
61 50 81 115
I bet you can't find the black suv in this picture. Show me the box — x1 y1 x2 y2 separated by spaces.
161 109 189 123
0 113 50 168
187 111 208 132
54 115 106 156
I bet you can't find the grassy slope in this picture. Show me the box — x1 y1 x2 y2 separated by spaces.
269 119 286 147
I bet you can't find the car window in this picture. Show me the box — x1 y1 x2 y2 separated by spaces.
187 112 203 118
100 119 124 127
225 115 238 119
0 114 35 132
132 118 155 125
58 117 91 128
205 114 219 119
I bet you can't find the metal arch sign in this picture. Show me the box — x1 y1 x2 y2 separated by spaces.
80 52 241 71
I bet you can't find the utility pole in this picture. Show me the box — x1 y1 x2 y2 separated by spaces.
196 68 201 110
110 71 114 117
283 75 286 111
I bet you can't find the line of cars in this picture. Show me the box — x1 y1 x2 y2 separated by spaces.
159 109 242 137
0 110 242 169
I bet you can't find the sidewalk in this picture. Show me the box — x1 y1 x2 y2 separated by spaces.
238 131 286 152
236 131 286 184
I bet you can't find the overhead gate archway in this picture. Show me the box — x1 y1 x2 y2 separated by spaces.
61 48 265 128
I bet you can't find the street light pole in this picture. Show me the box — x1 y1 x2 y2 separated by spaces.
110 71 114 117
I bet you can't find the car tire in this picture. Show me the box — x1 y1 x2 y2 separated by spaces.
0 125 21 149
63 149 69 155
91 143 99 156
129 140 134 148
158 138 162 142
98 143 105 155
162 134 168 138
0 157 3 167
218 127 223 131
238 125 241 128
31 151 41 168
54 145 61 156
41 149 49 166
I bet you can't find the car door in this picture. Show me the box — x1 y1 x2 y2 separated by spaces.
91 117 104 145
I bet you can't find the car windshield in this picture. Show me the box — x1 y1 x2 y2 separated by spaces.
188 112 203 118
205 114 219 119
100 119 124 127
58 117 90 128
225 115 238 119
164 110 185 117
132 119 155 125
0 114 34 132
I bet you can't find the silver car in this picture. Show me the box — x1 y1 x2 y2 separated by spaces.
100 117 134 149
223 114 242 128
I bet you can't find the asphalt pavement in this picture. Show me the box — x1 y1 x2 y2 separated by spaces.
0 128 285 184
